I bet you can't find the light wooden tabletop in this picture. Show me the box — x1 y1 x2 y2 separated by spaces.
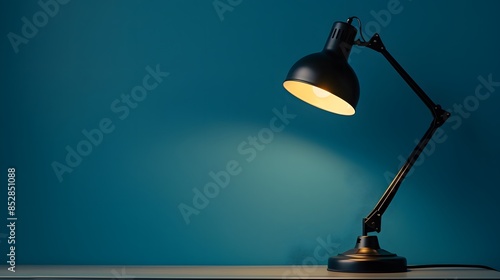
0 265 499 279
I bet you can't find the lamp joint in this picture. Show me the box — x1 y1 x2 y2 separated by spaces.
433 105 451 126
364 33 386 53
363 211 382 235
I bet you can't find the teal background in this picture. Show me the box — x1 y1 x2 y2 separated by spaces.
1 0 499 269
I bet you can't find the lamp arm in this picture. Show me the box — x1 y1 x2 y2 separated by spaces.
355 33 451 235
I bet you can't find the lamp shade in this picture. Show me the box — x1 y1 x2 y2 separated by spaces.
283 21 360 116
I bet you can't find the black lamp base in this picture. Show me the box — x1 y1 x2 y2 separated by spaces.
328 235 407 273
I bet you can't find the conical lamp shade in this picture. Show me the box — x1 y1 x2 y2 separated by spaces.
284 51 360 116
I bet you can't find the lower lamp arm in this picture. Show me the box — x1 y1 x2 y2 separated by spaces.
355 34 451 235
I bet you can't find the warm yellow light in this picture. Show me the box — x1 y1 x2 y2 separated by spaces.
283 80 355 116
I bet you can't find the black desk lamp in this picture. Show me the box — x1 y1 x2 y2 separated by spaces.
283 16 451 273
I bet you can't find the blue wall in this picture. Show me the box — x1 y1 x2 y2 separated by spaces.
1 0 499 269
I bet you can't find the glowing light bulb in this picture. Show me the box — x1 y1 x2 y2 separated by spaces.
312 86 331 98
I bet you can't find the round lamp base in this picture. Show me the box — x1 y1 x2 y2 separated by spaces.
327 236 407 273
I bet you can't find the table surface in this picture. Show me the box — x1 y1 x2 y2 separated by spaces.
0 265 499 279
